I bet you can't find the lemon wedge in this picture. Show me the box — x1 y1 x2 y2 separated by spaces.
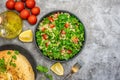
19 30 33 42
50 62 64 76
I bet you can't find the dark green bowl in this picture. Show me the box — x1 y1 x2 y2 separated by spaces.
34 10 86 62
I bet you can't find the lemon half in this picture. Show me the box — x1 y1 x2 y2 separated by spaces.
50 62 64 76
19 30 33 42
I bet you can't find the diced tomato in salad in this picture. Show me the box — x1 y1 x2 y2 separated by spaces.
61 30 66 35
45 41 50 47
42 34 48 40
65 22 69 28
67 50 72 54
50 24 55 28
72 37 79 43
41 27 46 32
53 13 59 18
48 16 54 22
60 49 65 53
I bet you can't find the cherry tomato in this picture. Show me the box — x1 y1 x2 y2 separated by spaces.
21 0 26 2
15 1 24 12
26 0 35 9
6 0 15 10
28 15 37 25
31 7 40 15
20 9 30 19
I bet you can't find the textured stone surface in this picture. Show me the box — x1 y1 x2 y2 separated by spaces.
0 0 120 80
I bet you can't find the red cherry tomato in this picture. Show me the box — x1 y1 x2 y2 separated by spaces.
20 9 30 19
28 15 37 25
6 0 15 10
15 1 24 12
26 0 35 9
31 7 40 15
21 0 26 2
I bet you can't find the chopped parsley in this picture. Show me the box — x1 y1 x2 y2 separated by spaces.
14 50 19 55
12 55 17 60
7 51 11 55
0 58 6 73
0 50 20 73
36 65 48 73
45 73 53 80
9 60 16 67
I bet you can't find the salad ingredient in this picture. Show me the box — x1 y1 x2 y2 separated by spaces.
28 15 37 25
31 7 40 15
36 65 48 73
45 74 53 80
50 62 64 75
5 0 40 25
50 24 55 28
20 9 30 19
6 0 15 10
15 1 24 12
48 16 54 22
21 0 26 2
26 0 35 9
36 65 53 80
67 50 72 54
36 12 85 60
64 22 69 28
19 30 33 42
42 34 48 40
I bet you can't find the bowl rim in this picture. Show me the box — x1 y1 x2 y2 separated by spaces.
34 10 86 62
0 44 37 78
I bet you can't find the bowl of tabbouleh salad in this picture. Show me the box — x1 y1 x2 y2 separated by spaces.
35 10 86 62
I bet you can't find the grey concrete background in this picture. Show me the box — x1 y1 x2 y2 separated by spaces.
0 0 120 80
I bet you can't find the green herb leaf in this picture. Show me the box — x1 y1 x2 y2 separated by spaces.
45 73 53 80
36 65 48 73
14 50 19 55
7 51 11 55
12 55 17 60
0 58 6 72
10 61 16 67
